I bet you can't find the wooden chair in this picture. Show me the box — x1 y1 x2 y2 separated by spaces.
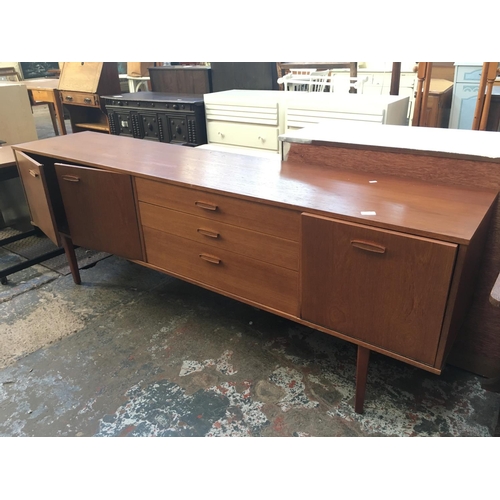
472 62 499 131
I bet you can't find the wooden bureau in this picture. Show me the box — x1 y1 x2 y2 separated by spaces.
11 131 497 413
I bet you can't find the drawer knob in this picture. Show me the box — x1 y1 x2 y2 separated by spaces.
29 169 39 178
258 136 266 142
197 228 219 238
84 97 91 104
350 240 386 254
218 132 225 138
65 95 73 101
199 253 221 265
195 201 218 211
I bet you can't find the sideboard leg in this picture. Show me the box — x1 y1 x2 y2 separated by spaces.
355 345 370 414
61 234 81 285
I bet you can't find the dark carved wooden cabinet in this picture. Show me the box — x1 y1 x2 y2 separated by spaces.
102 92 207 146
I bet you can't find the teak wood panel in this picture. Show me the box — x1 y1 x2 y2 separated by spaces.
138 202 298 271
135 178 300 242
286 141 500 377
54 164 143 261
14 151 60 246
301 214 458 366
143 227 299 316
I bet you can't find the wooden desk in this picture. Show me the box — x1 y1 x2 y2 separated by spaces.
23 79 67 135
11 132 496 413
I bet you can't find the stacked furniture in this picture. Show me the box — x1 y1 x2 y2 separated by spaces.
279 120 500 379
102 92 207 146
199 90 409 157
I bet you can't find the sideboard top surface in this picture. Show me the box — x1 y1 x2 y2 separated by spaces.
12 132 497 244
280 121 500 162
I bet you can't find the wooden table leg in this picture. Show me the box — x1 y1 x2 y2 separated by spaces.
52 90 67 135
355 345 370 414
47 103 60 136
60 234 81 285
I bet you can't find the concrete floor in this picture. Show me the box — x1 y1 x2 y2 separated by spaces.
1 105 499 437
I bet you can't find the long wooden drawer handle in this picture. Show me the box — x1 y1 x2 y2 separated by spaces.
29 169 39 178
199 253 221 265
61 175 80 183
195 201 218 211
350 240 386 254
197 228 219 239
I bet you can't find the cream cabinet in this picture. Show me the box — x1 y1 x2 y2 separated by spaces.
201 90 410 157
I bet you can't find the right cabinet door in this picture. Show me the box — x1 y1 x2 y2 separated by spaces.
301 214 458 366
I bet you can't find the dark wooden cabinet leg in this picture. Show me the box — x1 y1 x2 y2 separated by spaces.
61 234 81 285
355 345 370 414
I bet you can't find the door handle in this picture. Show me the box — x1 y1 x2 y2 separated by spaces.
61 175 80 183
350 240 386 254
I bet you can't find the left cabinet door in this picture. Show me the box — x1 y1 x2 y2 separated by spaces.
15 151 61 246
54 163 144 261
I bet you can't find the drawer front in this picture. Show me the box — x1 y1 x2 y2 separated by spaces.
205 103 278 126
135 178 300 242
139 202 298 270
60 90 99 107
143 227 299 316
207 121 278 151
30 89 54 102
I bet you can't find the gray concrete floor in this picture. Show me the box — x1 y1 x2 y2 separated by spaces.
0 104 499 437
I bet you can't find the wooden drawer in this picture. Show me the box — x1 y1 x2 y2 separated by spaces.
135 178 300 242
59 90 99 107
207 121 278 151
144 227 299 316
139 201 298 270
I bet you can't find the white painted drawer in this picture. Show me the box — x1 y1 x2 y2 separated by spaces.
207 121 279 151
205 103 278 126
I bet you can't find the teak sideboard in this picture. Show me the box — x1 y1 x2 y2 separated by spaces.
11 132 497 413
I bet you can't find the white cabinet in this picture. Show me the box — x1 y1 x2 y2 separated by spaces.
200 90 410 157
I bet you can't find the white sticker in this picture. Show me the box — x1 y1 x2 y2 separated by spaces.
361 211 376 216
369 180 377 184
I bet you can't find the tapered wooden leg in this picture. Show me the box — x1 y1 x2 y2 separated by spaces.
47 103 60 136
355 345 370 414
60 234 81 285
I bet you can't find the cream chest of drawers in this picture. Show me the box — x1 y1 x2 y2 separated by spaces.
201 90 410 157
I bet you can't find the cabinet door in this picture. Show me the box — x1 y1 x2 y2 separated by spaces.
301 214 457 366
15 150 60 246
55 163 143 261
